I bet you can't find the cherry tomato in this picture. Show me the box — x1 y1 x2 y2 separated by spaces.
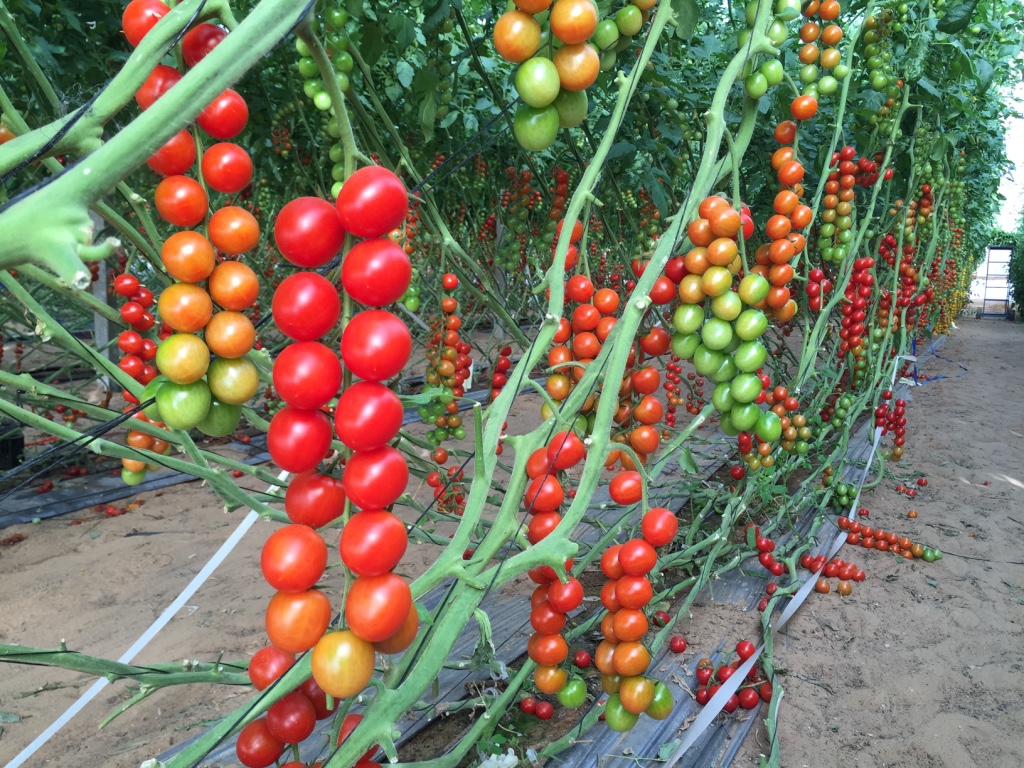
267 406 334 474
147 129 196 176
248 646 294 691
340 310 412 382
275 197 346 268
273 341 342 409
122 0 169 47
265 589 332 654
342 445 408 510
285 471 346 527
235 718 284 768
154 176 208 227
341 238 412 307
346 573 412 642
311 629 375 698
202 142 253 194
182 23 227 67
198 89 248 139
334 381 404 452
340 510 408 576
266 691 316 744
261 524 328 593
335 166 409 238
209 206 260 254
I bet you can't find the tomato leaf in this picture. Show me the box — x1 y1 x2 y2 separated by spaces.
396 60 414 89
936 0 982 33
671 0 700 40
677 447 699 474
658 740 681 759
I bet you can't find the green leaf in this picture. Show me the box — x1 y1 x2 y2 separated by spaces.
658 740 681 759
419 92 438 142
918 77 941 97
607 141 636 160
440 110 458 129
930 136 951 162
975 58 994 95
0 712 21 723
678 447 699 474
359 22 386 67
396 60 414 88
671 0 700 40
936 0 983 33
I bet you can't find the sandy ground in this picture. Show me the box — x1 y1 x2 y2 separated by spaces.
1 317 1022 768
734 316 1024 768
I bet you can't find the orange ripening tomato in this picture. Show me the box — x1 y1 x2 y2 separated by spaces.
494 11 541 63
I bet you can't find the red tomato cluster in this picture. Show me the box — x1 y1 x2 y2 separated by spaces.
524 430 586 698
115 274 158 392
875 391 909 458
490 345 513 401
589 505 678 731
692 642 770 712
804 266 833 312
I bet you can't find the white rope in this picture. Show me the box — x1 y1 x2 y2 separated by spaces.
4 469 288 768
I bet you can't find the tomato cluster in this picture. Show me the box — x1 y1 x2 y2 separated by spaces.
115 274 159 393
498 0 653 150
692 642 771 712
875 392 908 461
419 273 472 447
524 431 586 702
121 6 262 451
590 505 677 731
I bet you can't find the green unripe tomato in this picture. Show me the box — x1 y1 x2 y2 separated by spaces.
711 291 742 321
313 90 332 111
737 28 752 47
760 59 784 86
799 64 818 83
673 303 705 334
122 468 147 486
730 401 761 431
730 373 762 403
745 73 769 98
671 331 701 359
616 5 643 36
738 274 770 305
593 19 620 51
818 75 839 95
303 79 323 99
720 411 739 436
515 57 561 108
756 410 782 442
334 50 354 73
692 345 724 376
834 63 851 80
745 1 760 26
775 0 801 21
767 20 788 45
711 354 738 383
734 308 768 340
552 89 588 128
712 382 735 412
513 104 560 151
295 38 311 57
600 49 617 71
733 340 767 372
326 8 349 29
297 57 319 78
701 317 734 350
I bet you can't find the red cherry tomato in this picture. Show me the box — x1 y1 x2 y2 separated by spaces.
198 89 248 139
284 471 346 528
341 238 412 307
272 341 342 410
122 0 169 47
340 310 411 382
335 166 409 238
342 445 409 510
334 381 404 452
267 406 334 474
272 272 341 341
275 197 346 268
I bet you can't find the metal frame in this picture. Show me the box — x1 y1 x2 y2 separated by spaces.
979 243 1014 317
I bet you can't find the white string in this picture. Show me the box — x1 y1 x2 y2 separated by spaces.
4 470 288 768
